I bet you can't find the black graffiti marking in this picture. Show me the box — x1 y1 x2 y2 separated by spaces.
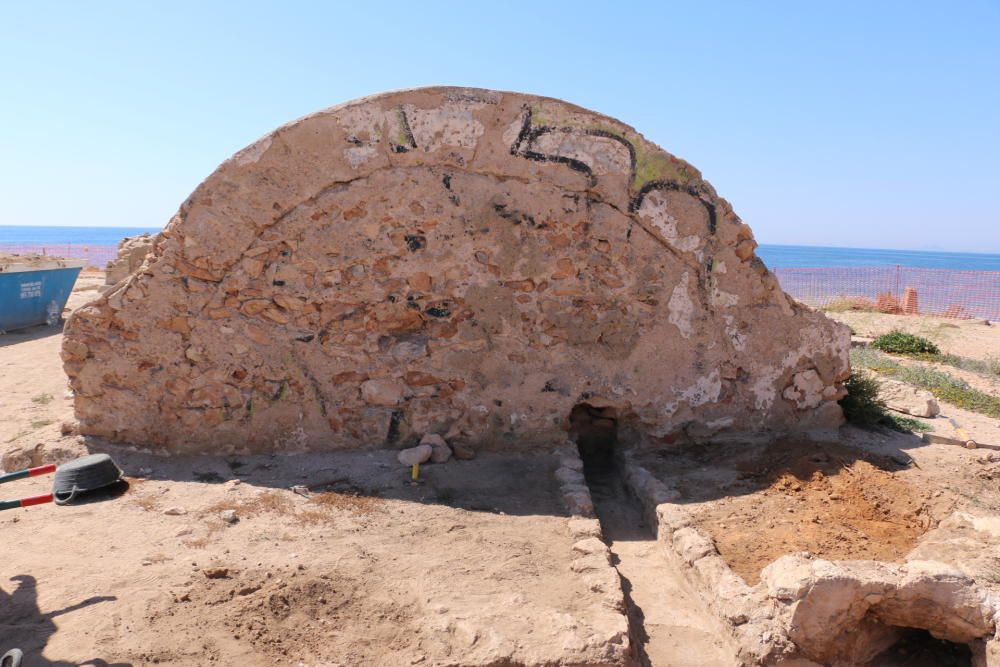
581 127 637 175
492 203 537 227
425 305 451 318
628 180 718 235
510 108 534 156
390 106 417 154
509 107 597 186
404 234 426 251
509 105 717 237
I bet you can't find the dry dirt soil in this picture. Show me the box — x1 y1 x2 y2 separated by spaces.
1 272 627 666
642 441 941 585
636 424 1000 589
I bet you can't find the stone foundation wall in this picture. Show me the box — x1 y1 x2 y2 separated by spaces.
105 233 156 286
63 87 849 454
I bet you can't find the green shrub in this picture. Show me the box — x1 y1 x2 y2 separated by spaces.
851 348 1000 420
935 353 1000 379
886 414 932 433
871 330 940 355
839 371 886 427
837 370 926 433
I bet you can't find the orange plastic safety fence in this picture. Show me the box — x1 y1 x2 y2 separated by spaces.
774 266 999 321
0 243 117 269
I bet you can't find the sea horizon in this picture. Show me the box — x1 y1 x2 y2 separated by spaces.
1 225 998 271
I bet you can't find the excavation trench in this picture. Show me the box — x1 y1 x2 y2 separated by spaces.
571 405 737 667
860 628 972 667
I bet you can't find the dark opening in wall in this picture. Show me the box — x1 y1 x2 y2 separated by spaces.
570 403 619 477
863 628 971 667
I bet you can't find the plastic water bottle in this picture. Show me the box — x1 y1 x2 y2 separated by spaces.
45 300 60 326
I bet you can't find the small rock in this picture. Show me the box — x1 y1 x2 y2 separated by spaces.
59 420 78 436
141 559 153 566
291 485 311 498
163 507 187 516
421 434 452 463
563 490 595 518
567 517 603 540
451 443 476 460
555 466 585 485
558 456 584 472
138 467 154 476
220 509 239 524
397 444 432 467
572 537 607 555
203 567 230 579
430 445 452 464
420 433 447 448
878 379 939 417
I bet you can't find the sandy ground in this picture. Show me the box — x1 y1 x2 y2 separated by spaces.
1 272 628 666
828 310 998 361
2 452 626 666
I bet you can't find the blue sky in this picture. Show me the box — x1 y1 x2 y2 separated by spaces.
1 1 997 252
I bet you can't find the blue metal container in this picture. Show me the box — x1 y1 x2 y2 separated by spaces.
0 258 87 332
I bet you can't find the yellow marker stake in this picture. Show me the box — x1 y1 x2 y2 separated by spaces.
949 417 976 448
411 463 420 481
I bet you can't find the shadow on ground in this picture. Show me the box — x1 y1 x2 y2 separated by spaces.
80 436 569 518
71 424 936 520
634 428 928 506
0 575 128 667
0 323 64 349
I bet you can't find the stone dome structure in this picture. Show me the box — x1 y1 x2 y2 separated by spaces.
62 87 849 454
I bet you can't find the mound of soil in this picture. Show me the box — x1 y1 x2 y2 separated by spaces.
145 567 424 665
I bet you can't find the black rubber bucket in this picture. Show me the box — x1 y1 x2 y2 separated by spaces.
52 454 123 505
